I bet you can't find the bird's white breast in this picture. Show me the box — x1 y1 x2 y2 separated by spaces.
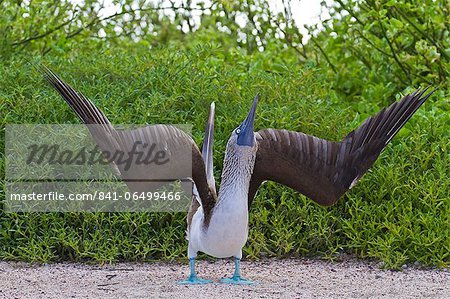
189 179 250 259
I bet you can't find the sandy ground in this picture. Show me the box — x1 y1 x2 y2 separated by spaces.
0 259 448 299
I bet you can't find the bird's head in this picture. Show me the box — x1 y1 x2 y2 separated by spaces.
226 95 259 161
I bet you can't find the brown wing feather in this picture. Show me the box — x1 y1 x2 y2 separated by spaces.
249 88 435 207
40 66 216 223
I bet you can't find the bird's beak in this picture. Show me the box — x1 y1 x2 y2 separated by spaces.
237 94 258 147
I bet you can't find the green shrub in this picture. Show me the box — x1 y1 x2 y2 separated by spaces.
0 44 448 268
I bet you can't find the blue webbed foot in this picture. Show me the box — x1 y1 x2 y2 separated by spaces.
220 257 257 285
178 275 213 285
178 258 212 285
220 275 256 285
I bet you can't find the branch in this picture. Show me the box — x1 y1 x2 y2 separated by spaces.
310 36 337 74
274 20 307 59
378 19 411 82
354 28 393 57
98 3 216 24
12 2 217 46
11 15 77 46
394 6 449 60
335 0 365 27
68 2 216 39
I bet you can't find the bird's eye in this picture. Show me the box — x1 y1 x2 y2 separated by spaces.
236 128 241 134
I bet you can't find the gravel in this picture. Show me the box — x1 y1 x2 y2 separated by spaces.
0 258 448 298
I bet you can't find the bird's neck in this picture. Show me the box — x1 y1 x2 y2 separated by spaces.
217 151 256 207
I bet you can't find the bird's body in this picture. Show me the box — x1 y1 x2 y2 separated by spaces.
189 137 257 259
38 65 435 285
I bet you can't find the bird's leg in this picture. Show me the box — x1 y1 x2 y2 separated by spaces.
220 257 256 285
178 258 212 285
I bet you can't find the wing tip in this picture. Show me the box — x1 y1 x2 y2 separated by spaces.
411 85 436 102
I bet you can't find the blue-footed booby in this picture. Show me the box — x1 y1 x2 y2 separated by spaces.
40 66 434 285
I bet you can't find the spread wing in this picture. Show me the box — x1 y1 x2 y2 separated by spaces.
201 102 216 197
249 88 435 207
40 66 216 219
188 101 217 229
